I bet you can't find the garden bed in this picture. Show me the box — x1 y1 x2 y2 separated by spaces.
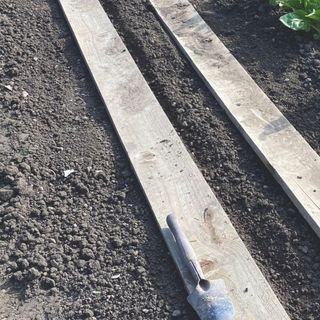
191 0 320 154
0 0 320 319
100 0 320 319
0 0 196 319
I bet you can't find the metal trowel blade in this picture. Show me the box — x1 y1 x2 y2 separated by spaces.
187 279 234 320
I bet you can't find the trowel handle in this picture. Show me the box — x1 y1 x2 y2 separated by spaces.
167 214 204 282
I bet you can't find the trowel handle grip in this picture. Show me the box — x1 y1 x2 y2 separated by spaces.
167 214 204 282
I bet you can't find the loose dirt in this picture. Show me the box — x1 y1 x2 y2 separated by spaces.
0 0 197 319
1 0 320 319
99 0 320 319
192 0 320 154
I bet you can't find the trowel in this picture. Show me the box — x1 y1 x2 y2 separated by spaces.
167 214 234 320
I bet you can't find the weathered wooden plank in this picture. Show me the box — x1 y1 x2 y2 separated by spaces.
150 0 320 238
58 0 290 318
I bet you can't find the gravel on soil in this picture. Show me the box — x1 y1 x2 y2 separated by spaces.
0 0 197 319
191 0 320 154
99 0 320 319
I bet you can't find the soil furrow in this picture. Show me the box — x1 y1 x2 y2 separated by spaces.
99 0 320 319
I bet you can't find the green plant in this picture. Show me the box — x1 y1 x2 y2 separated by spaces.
269 0 320 38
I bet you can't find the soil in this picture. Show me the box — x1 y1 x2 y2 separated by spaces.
0 0 197 319
191 0 320 154
99 0 320 319
1 0 319 319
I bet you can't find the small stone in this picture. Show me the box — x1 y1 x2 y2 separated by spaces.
20 243 28 251
112 238 123 248
29 267 41 279
58 207 68 215
83 309 94 318
6 67 19 77
41 277 56 289
4 165 19 176
58 191 67 198
116 191 126 200
4 85 13 91
77 259 86 268
49 287 59 296
314 59 320 67
40 209 49 218
75 182 89 195
0 186 14 201
299 73 308 80
0 254 9 263
136 266 146 274
18 133 29 142
17 258 29 270
15 177 31 195
12 271 24 281
64 169 74 177
19 162 31 172
181 120 188 127
7 261 18 272
21 90 29 98
94 170 106 180
302 246 309 254
34 254 48 268
81 248 95 260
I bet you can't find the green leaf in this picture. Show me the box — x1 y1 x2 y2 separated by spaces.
269 0 320 38
293 8 309 16
280 12 312 30
306 8 320 19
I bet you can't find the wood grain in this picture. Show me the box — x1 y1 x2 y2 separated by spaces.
150 0 320 239
58 0 290 318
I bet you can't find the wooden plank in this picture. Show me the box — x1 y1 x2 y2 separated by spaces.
149 0 320 238
58 0 290 318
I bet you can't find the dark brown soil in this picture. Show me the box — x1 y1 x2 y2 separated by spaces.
99 0 320 319
191 0 320 154
1 0 320 319
0 0 196 319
